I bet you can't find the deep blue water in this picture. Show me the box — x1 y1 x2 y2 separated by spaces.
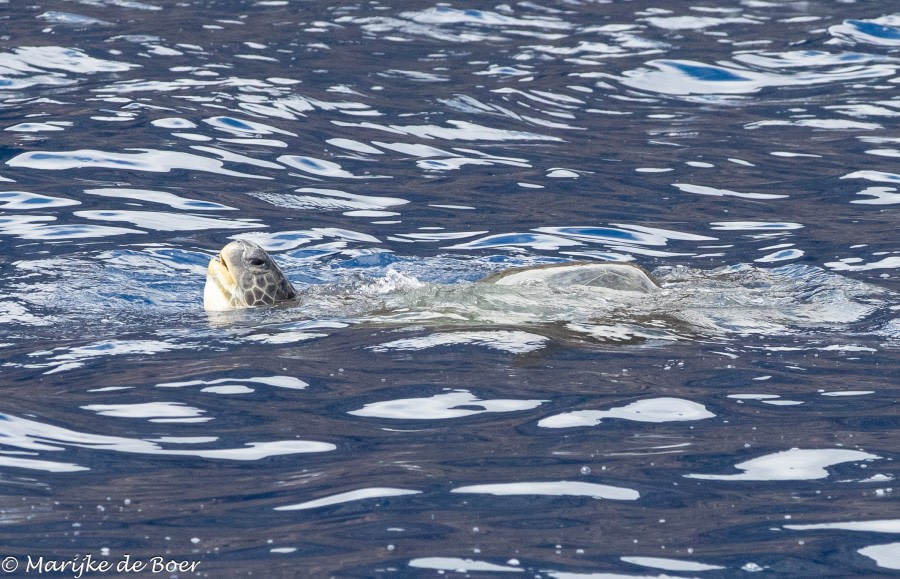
1 1 899 577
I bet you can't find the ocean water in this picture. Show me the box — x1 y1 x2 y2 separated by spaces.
0 0 898 576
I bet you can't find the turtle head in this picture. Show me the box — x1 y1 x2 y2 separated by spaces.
203 239 298 311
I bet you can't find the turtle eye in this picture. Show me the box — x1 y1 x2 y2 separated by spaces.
247 257 266 267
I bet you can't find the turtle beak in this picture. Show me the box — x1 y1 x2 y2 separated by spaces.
204 251 238 311
208 252 229 280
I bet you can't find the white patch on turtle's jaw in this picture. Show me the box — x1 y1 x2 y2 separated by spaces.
203 253 242 311
203 240 299 310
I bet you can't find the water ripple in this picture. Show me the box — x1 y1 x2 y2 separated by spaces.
686 448 881 481
332 120 563 142
641 13 762 31
673 183 788 200
7 149 273 179
38 11 114 27
538 398 715 429
85 188 236 210
0 216 142 240
343 6 572 44
275 488 422 512
0 46 137 89
370 331 548 354
829 16 900 47
0 191 79 209
621 55 896 97
203 116 298 137
278 155 387 179
0 412 335 472
349 390 545 420
75 210 263 232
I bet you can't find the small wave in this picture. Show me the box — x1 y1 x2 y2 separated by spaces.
7 148 273 179
349 389 545 419
0 46 138 90
37 11 113 27
620 55 896 97
829 16 900 47
0 411 334 472
685 448 881 481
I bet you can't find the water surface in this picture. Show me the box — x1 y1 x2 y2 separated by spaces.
1 0 899 576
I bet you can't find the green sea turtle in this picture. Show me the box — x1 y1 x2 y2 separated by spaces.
203 239 660 311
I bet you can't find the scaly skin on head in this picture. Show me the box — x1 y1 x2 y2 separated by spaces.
203 240 299 311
